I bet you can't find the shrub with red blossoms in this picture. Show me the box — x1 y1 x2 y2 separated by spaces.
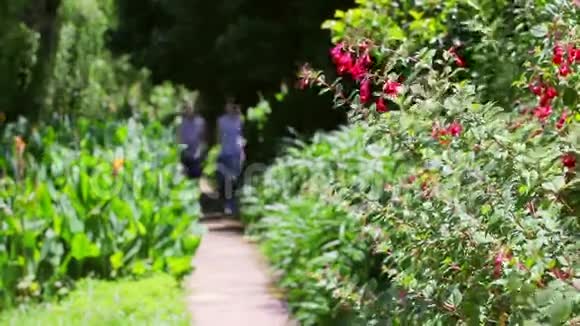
284 3 580 324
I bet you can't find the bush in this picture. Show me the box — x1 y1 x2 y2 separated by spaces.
0 117 201 307
244 0 580 324
0 274 190 326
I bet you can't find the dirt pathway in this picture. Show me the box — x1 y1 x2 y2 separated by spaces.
186 218 295 326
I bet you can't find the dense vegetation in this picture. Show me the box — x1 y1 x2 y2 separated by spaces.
0 117 201 307
1 0 202 316
244 0 580 324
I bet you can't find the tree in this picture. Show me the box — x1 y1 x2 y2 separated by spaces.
110 0 352 154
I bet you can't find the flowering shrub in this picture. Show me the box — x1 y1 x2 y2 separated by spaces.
246 0 579 324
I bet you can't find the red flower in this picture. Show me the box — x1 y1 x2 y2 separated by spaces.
448 47 466 67
567 45 576 64
539 95 552 107
529 83 543 96
383 81 402 97
360 79 371 104
553 44 567 65
545 87 558 99
447 121 463 137
559 64 572 77
432 127 451 145
359 52 372 67
533 105 552 121
349 62 366 81
407 175 417 183
331 44 354 75
330 43 345 62
538 87 557 106
556 111 568 130
551 267 571 280
494 252 506 278
493 250 513 278
349 53 372 81
562 153 576 169
454 56 466 67
376 97 388 113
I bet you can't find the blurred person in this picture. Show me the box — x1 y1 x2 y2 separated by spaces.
217 98 245 216
178 101 206 179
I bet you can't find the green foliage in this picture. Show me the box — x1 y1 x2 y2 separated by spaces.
0 274 190 325
0 0 191 121
0 117 201 307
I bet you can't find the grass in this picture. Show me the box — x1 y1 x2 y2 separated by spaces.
0 274 191 326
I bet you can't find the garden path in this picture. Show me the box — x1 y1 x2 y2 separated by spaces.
186 217 295 326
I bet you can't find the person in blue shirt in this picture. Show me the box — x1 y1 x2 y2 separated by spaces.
178 102 206 179
217 98 245 216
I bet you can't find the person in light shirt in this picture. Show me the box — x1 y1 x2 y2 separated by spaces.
217 99 245 216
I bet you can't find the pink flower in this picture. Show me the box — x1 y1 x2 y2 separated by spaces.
383 81 402 97
376 97 388 113
360 79 371 104
447 121 463 137
533 105 553 121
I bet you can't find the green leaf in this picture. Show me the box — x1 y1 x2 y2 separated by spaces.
166 256 192 277
547 294 572 324
562 87 578 107
110 251 124 270
530 24 548 38
542 176 566 193
71 233 100 260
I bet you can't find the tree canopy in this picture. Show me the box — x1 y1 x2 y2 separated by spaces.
110 0 353 105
